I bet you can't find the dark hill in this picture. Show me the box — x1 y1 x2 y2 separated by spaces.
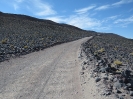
0 11 96 62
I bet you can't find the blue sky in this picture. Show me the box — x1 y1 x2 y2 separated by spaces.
0 0 133 39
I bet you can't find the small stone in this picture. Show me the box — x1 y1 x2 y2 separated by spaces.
102 91 111 96
114 94 119 98
129 88 132 91
90 74 93 78
126 83 131 87
113 78 118 82
96 62 99 66
93 68 99 72
109 73 113 75
119 95 124 99
121 70 131 78
95 77 101 82
123 86 128 90
117 90 122 94
130 91 133 96
80 72 84 75
90 58 93 61
98 60 103 64
103 76 108 80
125 90 129 94
82 66 86 70
109 76 114 81
83 61 87 65
130 80 133 87
114 81 122 89
108 84 113 89
114 89 122 94
99 67 106 73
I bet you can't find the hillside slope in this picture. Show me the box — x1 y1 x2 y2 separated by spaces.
0 12 96 62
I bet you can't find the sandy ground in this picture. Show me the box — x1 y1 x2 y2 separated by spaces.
0 37 113 99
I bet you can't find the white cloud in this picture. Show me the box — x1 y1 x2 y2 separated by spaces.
114 15 133 27
67 15 101 29
112 0 133 6
13 0 25 10
33 0 56 16
46 14 101 30
46 16 65 23
114 15 133 23
75 5 96 14
93 26 111 31
108 15 118 20
35 5 56 16
94 0 133 11
100 15 119 23
13 3 19 10
95 5 110 10
12 0 56 16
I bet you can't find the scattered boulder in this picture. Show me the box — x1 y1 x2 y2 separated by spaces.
119 95 124 99
113 78 118 82
126 83 132 88
123 86 128 90
99 66 110 73
80 72 84 75
95 77 101 82
98 60 103 64
102 90 111 96
82 66 86 70
130 80 133 88
83 61 87 65
114 81 123 89
130 91 133 96
121 70 131 78
114 89 122 94
103 76 108 80
93 67 99 72
99 67 106 73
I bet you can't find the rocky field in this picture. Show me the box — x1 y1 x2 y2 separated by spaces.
0 12 96 62
82 33 133 99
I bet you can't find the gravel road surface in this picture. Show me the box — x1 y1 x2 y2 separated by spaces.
0 37 91 99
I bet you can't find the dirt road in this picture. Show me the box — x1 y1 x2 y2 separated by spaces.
0 37 92 99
